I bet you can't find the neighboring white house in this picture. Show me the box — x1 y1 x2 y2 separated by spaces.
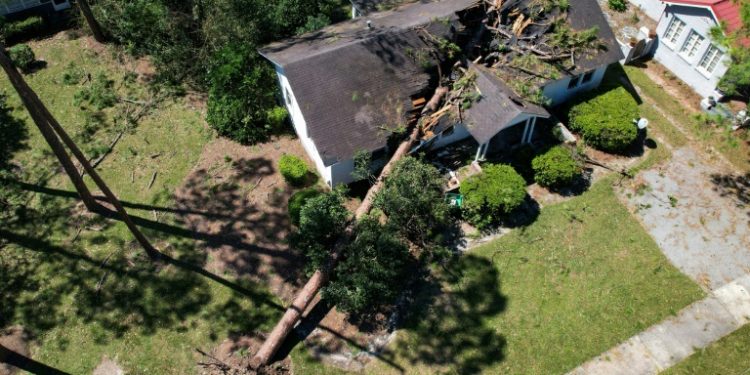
628 0 740 99
0 0 70 17
259 0 624 188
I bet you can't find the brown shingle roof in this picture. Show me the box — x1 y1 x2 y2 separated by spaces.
259 0 478 165
462 63 550 145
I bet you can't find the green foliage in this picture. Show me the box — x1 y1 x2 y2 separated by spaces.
709 0 750 97
291 190 350 273
74 72 117 110
510 144 536 183
288 188 322 226
206 43 286 144
321 215 415 313
2 15 46 43
460 164 527 229
8 44 35 74
566 87 639 152
532 145 583 189
608 0 627 12
374 156 450 256
351 149 374 182
278 154 308 186
295 14 331 35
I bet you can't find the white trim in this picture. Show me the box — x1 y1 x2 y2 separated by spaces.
695 43 725 78
662 16 686 50
660 2 726 38
679 29 705 62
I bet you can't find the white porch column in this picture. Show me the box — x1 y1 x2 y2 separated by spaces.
521 118 531 144
481 141 489 159
525 117 537 144
475 143 483 161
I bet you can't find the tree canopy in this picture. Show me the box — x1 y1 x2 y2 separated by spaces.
711 0 750 97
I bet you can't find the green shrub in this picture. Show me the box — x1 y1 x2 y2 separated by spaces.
509 144 536 183
291 189 350 273
8 44 35 73
2 16 46 43
278 154 308 186
288 188 322 226
608 0 627 11
532 145 583 189
567 87 639 152
73 72 116 110
460 164 527 229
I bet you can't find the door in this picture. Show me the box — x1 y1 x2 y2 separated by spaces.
52 0 70 11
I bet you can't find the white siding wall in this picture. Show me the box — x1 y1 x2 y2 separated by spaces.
626 0 666 21
0 0 41 15
273 64 335 186
542 65 608 106
652 5 730 98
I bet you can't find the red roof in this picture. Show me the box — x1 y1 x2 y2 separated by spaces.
663 0 742 33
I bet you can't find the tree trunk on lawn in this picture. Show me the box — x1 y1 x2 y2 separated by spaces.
0 42 160 260
250 124 422 368
0 44 98 212
76 0 106 43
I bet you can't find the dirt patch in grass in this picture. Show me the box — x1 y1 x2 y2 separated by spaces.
92 355 124 375
0 326 33 375
173 135 315 302
635 60 703 114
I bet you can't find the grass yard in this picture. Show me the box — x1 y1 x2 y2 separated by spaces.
366 178 704 374
1 34 284 373
623 65 750 173
662 324 750 375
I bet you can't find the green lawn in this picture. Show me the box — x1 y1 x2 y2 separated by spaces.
623 65 750 173
662 324 750 375
366 178 704 374
1 36 283 373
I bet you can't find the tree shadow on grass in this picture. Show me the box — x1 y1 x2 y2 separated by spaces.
384 254 507 375
0 94 29 170
709 172 750 223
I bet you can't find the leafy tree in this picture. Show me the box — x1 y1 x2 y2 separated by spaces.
291 189 350 273
206 43 287 144
321 215 415 313
531 145 583 189
710 0 750 97
288 188 322 226
295 14 331 35
460 164 526 229
374 156 450 252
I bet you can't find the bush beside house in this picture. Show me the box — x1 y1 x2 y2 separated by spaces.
460 164 527 229
2 16 47 44
8 44 36 74
278 154 308 186
532 145 584 189
567 86 639 152
288 188 322 226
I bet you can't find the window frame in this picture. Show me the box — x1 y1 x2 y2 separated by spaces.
662 17 686 49
567 74 581 90
679 30 704 61
580 71 595 85
697 44 725 77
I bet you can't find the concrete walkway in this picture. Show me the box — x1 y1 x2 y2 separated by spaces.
568 274 750 375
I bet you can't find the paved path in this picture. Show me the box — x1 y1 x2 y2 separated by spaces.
617 146 750 291
568 274 750 375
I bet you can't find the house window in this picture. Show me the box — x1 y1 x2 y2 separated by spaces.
680 30 704 60
663 17 686 46
284 87 293 106
698 44 724 74
442 125 455 137
567 74 581 89
580 71 594 85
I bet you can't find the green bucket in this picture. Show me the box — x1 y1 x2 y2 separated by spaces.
444 193 463 208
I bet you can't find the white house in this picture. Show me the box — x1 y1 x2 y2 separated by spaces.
259 0 623 188
0 0 70 17
628 0 740 99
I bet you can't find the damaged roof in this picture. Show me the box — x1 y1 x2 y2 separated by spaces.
462 63 549 145
259 0 479 166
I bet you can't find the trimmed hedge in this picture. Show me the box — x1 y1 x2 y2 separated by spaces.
288 188 322 226
8 44 35 74
567 86 639 152
460 164 527 229
510 144 536 183
278 154 308 186
532 145 583 189
2 16 47 44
